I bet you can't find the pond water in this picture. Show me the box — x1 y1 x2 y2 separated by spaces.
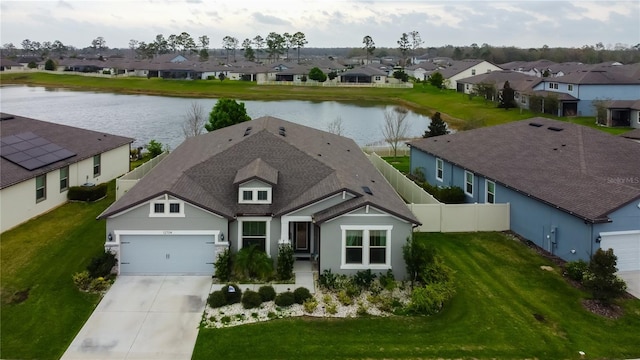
0 85 431 150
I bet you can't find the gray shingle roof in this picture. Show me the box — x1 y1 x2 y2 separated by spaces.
552 69 640 85
99 116 418 224
0 113 133 189
409 118 640 223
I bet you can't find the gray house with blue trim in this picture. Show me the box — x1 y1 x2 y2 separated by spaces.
99 116 419 277
409 118 640 271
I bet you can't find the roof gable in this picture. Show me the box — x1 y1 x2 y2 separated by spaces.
234 158 278 186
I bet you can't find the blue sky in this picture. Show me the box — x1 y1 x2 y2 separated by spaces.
1 0 638 50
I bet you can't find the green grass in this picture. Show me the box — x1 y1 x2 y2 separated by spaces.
382 155 410 174
4 72 632 136
193 232 640 359
0 182 115 359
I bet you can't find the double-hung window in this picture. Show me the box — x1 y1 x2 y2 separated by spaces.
59 166 69 192
242 221 267 252
465 171 474 197
36 174 46 202
341 226 392 269
486 180 496 204
93 155 101 177
436 158 443 181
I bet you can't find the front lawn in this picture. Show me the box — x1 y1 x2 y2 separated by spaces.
382 155 410 174
0 182 114 359
193 232 640 359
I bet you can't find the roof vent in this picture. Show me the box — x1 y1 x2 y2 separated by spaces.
244 127 252 136
529 122 543 127
279 126 286 137
548 126 564 132
362 186 373 195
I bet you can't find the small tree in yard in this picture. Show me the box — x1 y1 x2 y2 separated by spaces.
276 243 295 281
308 67 327 82
44 59 56 71
146 139 166 158
583 248 627 305
205 98 251 132
382 106 409 159
423 112 449 138
428 72 444 88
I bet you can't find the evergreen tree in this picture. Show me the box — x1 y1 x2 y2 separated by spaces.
423 112 449 138
583 248 627 305
498 81 516 109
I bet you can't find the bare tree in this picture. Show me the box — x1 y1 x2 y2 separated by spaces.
181 102 206 139
326 116 344 136
382 107 409 158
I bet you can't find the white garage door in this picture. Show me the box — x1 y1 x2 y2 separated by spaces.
120 234 216 275
600 231 640 272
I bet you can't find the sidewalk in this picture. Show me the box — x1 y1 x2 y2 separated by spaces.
211 259 316 293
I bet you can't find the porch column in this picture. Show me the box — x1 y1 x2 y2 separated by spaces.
280 216 291 245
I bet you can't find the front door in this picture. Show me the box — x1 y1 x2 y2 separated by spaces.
295 222 309 251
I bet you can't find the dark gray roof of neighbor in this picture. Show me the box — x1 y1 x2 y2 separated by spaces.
409 117 640 223
607 99 640 110
99 116 419 225
457 70 537 86
0 113 133 189
551 69 640 85
341 66 387 77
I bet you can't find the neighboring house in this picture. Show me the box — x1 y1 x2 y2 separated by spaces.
98 117 419 276
456 70 540 96
0 113 133 233
409 118 640 271
436 59 503 90
405 63 438 81
0 58 22 71
532 69 640 118
339 66 387 84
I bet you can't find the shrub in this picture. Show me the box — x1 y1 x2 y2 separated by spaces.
308 67 327 82
258 285 276 302
207 290 227 308
378 269 396 291
89 277 110 292
72 271 91 291
214 248 232 282
325 302 338 314
403 235 436 286
353 269 377 290
357 301 369 316
87 251 117 278
319 269 338 290
436 186 465 204
294 287 312 304
420 256 453 284
408 282 455 315
337 290 353 306
276 243 295 281
565 259 588 282
234 245 273 280
221 284 242 305
583 248 627 305
146 139 165 158
242 290 263 309
303 298 318 313
275 291 295 307
67 183 108 202
44 59 56 71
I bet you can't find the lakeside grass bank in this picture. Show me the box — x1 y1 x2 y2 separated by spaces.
2 72 631 135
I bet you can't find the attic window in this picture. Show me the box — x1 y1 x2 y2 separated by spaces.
362 186 373 195
529 122 543 127
548 126 564 132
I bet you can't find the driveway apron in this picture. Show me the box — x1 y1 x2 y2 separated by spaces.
61 276 212 360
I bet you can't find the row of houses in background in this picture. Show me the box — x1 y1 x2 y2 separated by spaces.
2 54 639 126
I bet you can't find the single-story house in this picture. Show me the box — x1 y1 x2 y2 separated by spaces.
409 118 640 271
339 66 387 84
98 116 419 276
0 113 133 232
605 99 640 128
435 59 503 90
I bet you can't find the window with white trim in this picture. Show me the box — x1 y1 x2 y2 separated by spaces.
486 180 495 204
567 84 573 91
93 154 101 177
341 225 392 269
471 69 476 75
149 199 185 217
238 187 272 204
36 174 46 202
60 166 69 192
242 221 267 252
465 171 474 197
436 158 443 181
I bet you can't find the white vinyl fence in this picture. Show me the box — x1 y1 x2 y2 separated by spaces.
116 151 169 200
368 153 510 232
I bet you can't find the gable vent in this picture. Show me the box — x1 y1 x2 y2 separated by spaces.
529 122 543 127
548 126 564 132
362 186 373 195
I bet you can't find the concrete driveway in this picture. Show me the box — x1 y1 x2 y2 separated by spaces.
62 276 212 360
618 271 640 299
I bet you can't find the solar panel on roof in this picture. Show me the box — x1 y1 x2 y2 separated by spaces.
0 132 76 171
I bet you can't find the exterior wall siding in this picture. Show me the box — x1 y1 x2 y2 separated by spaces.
533 83 640 117
319 213 412 279
446 62 503 90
